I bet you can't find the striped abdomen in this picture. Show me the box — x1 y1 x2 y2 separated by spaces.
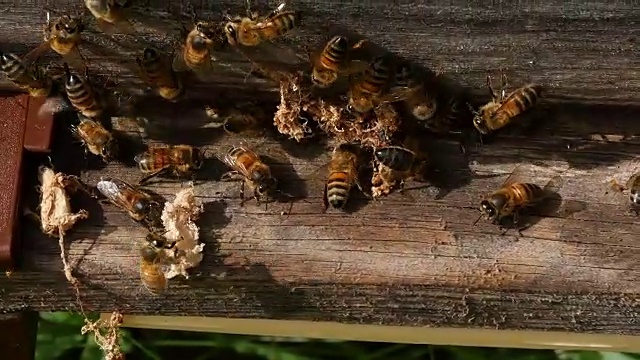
65 74 102 118
503 182 545 208
136 148 173 172
628 174 640 207
496 85 540 122
226 146 258 173
185 32 211 67
357 56 390 96
326 170 355 209
140 261 167 295
0 52 29 83
319 36 348 70
140 48 183 100
262 12 296 39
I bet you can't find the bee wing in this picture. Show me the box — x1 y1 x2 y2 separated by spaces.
60 46 85 72
96 178 137 211
191 59 216 82
379 86 416 104
542 175 564 194
171 48 191 73
23 41 52 66
337 59 368 76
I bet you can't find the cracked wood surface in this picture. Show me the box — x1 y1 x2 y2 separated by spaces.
0 0 638 335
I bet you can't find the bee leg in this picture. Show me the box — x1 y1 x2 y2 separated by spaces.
500 68 508 101
220 170 241 182
137 167 170 186
239 180 247 207
322 184 329 213
486 73 498 101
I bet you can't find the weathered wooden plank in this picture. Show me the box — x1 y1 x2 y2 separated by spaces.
0 0 638 335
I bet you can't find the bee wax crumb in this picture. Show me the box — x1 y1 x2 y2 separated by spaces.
160 186 205 279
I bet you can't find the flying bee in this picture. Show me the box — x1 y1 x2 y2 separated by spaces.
134 144 204 185
63 63 104 119
0 52 52 97
609 172 640 214
391 64 438 121
347 56 409 114
308 35 367 88
24 12 85 71
324 143 366 211
71 115 117 161
136 47 184 102
173 21 223 80
139 238 172 295
477 172 563 233
221 146 277 206
224 2 297 47
470 71 542 135
96 177 165 231
84 0 135 34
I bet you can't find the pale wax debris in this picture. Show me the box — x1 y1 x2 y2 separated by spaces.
160 186 204 279
38 166 89 284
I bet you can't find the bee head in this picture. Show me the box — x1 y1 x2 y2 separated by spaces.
224 22 239 45
146 232 175 250
65 69 81 87
143 48 158 61
0 52 14 67
134 198 151 214
101 138 117 161
257 177 277 196
480 196 505 221
140 244 160 263
630 188 640 206
472 113 491 135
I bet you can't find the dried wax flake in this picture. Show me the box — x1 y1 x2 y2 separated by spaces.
160 186 204 279
371 165 397 198
273 74 312 141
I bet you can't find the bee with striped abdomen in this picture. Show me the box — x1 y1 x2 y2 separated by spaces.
391 64 439 122
324 143 366 211
371 136 429 198
136 47 184 102
24 12 85 71
609 172 640 215
63 63 104 119
84 0 135 34
96 177 165 231
139 234 176 295
173 21 223 80
308 35 366 88
224 1 297 47
134 144 204 185
71 115 117 162
0 52 52 97
221 145 277 206
470 71 542 135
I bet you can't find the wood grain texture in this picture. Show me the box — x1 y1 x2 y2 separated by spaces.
0 0 639 335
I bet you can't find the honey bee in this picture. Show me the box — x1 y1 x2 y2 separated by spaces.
308 35 367 88
134 144 204 185
71 115 117 161
371 139 429 198
391 64 438 121
324 143 365 211
470 71 542 135
63 63 103 119
96 177 165 230
609 172 640 214
139 239 171 295
172 21 222 80
347 56 407 114
0 52 52 97
221 146 277 205
24 12 85 71
478 172 563 231
136 47 184 102
84 0 135 34
224 2 297 47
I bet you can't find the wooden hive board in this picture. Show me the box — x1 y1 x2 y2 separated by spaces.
0 0 638 335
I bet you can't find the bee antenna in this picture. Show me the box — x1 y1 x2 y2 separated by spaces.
466 102 478 116
472 214 482 227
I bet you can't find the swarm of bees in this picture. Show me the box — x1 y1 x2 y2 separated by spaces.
2 0 633 294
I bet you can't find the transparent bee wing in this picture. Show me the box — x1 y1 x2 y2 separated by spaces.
337 59 368 76
379 86 415 104
171 49 191 73
60 46 85 72
542 175 565 194
23 41 52 66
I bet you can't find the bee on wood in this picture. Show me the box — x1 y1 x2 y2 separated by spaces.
63 63 104 120
24 12 85 71
371 137 429 198
609 172 640 214
96 177 164 231
173 21 223 81
477 171 563 232
134 144 204 185
139 236 174 295
224 1 297 47
71 115 117 162
324 143 366 211
308 35 367 88
390 64 439 121
136 47 184 102
347 55 409 114
470 71 542 135
221 146 277 206
84 0 135 34
0 52 52 97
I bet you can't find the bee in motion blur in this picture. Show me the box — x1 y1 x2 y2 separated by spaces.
347 55 409 114
173 20 224 80
24 12 85 71
371 143 428 198
63 63 104 119
308 35 367 88
139 235 175 295
0 52 52 97
71 115 117 162
470 70 542 135
390 64 440 122
136 47 184 102
224 1 297 47
477 171 563 233
84 0 135 34
324 143 366 211
221 146 277 206
97 177 165 231
134 144 204 185
609 172 640 215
